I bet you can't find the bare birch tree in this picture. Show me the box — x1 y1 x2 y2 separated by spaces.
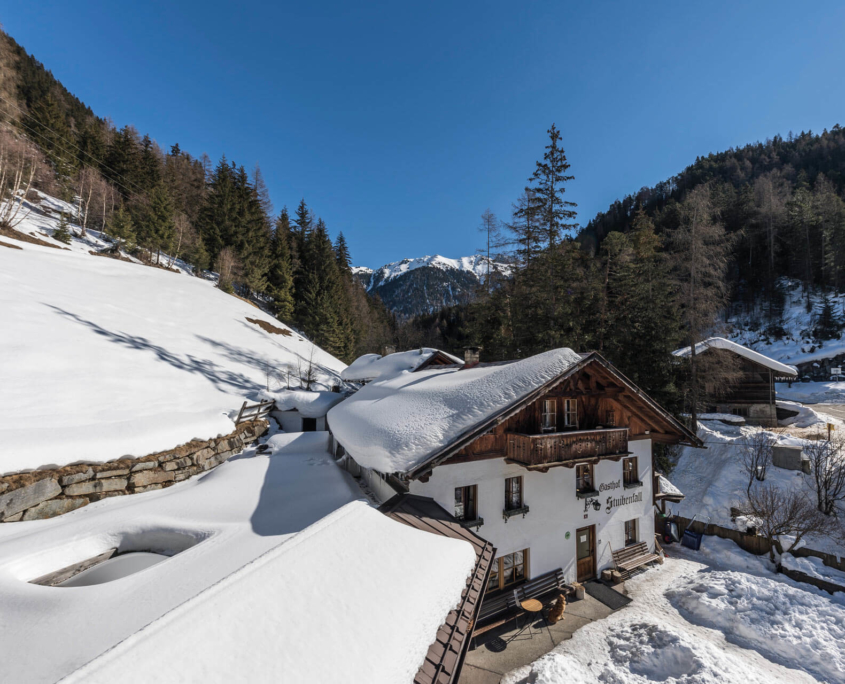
0 130 46 229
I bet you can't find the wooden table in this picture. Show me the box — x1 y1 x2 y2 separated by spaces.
508 599 545 642
520 599 543 615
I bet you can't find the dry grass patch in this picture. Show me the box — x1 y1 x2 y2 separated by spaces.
0 226 68 250
246 317 292 336
0 240 22 250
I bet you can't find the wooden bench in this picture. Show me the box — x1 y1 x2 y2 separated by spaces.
473 568 567 636
612 541 659 577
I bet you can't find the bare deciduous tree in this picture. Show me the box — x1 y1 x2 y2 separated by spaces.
167 212 200 268
0 130 46 229
215 247 241 293
803 431 845 515
668 185 736 428
739 429 776 495
735 484 838 562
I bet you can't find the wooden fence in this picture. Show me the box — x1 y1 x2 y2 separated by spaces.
656 513 845 593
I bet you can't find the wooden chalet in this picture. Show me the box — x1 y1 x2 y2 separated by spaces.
673 337 798 426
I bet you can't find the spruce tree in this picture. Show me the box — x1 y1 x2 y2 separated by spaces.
53 212 72 244
268 211 296 321
107 203 136 249
140 184 175 263
334 232 351 272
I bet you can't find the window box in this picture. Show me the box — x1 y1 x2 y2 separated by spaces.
576 488 599 500
460 517 484 530
502 505 530 521
624 480 643 490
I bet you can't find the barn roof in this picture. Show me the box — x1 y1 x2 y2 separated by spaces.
672 337 798 376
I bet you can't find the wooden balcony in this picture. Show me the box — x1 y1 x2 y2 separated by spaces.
506 428 629 469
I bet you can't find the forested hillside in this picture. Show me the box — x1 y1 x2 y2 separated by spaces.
0 29 392 362
582 126 845 321
399 125 845 420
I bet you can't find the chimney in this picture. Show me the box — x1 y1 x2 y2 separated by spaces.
464 347 481 367
383 345 396 356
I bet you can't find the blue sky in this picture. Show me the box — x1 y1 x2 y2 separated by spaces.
5 1 845 268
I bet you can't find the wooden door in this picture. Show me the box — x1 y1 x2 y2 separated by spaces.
576 525 596 582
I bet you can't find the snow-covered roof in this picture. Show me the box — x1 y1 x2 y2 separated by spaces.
672 337 798 376
64 501 477 684
341 348 463 383
656 474 684 500
262 389 346 417
329 348 583 474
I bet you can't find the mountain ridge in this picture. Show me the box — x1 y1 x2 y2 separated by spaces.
354 254 509 318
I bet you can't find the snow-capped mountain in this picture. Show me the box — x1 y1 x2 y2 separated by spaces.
354 254 510 318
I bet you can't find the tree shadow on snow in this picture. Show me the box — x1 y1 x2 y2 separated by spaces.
46 305 260 395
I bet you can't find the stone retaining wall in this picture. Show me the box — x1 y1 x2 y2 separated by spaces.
0 420 269 523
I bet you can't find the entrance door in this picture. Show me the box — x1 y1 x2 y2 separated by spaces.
576 525 596 582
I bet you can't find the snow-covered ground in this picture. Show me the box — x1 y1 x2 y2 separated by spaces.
504 537 845 684
1 200 345 474
778 380 845 404
729 278 845 367
0 423 475 684
669 417 841 529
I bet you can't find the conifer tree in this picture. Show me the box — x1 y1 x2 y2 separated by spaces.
334 232 351 272
268 211 296 321
107 203 135 249
53 212 72 244
139 183 175 263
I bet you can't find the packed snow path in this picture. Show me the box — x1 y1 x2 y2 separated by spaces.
0 233 345 473
503 537 845 684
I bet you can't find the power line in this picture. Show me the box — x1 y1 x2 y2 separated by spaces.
0 94 151 199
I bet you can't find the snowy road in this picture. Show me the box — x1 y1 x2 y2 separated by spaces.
813 404 845 421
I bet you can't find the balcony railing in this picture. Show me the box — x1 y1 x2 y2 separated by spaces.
506 428 629 468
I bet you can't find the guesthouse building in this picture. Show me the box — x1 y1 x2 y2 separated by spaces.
328 348 701 590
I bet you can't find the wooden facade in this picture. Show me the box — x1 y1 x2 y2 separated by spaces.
438 357 696 474
700 352 780 426
507 429 629 469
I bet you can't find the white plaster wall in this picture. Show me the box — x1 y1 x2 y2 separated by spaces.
409 439 654 583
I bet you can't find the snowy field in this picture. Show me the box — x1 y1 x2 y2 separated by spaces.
1 198 345 474
503 537 845 684
0 423 474 684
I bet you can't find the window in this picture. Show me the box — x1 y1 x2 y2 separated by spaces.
732 407 749 417
505 476 523 511
454 485 477 521
487 550 529 592
564 399 578 428
622 457 639 486
541 399 557 432
302 417 317 432
605 410 616 427
576 463 594 494
625 518 638 546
